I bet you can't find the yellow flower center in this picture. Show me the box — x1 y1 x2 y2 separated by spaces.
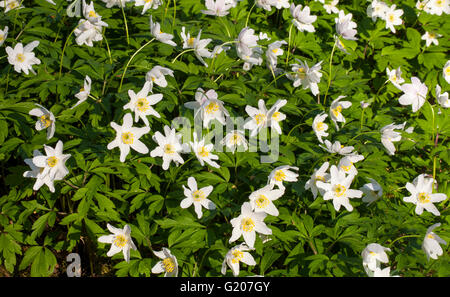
40 114 52 128
255 194 270 209
145 0 153 2
163 257 175 273
79 87 85 92
388 14 395 22
187 37 195 47
340 162 353 172
198 146 209 158
272 111 281 121
205 102 219 114
338 39 345 49
8 1 18 9
88 11 97 17
121 132 134 144
113 234 128 248
418 192 430 204
316 175 325 182
436 0 443 6
136 98 149 112
231 250 244 264
333 184 347 197
274 170 286 182
316 122 325 131
192 190 205 202
47 156 58 168
0 34 4 42
272 48 278 54
255 113 266 125
391 74 397 82
445 66 450 76
241 217 255 232
429 32 436 39
151 76 156 81
297 67 306 79
230 133 241 145
427 233 434 239
16 53 25 62
418 2 425 9
332 105 342 117
164 144 175 154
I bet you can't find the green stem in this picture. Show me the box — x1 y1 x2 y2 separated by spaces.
59 22 83 79
120 0 130 45
360 108 365 130
285 23 294 68
172 0 177 31
119 38 155 92
171 48 195 63
323 41 337 106
245 2 257 28
220 16 231 38
388 235 421 247
102 30 113 65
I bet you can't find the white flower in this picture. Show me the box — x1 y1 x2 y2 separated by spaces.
305 161 330 199
287 59 322 96
181 176 216 219
403 174 447 216
422 223 447 261
145 65 174 88
0 0 23 12
6 41 40 75
324 0 339 14
72 75 92 109
0 26 8 46
191 30 213 67
360 101 370 109
150 16 177 46
221 243 256 277
23 150 58 193
74 19 108 47
372 266 398 277
436 84 449 108
361 243 391 274
443 60 450 84
222 130 248 153
360 178 383 205
384 5 403 33
421 31 441 47
135 0 162 14
123 81 162 126
266 40 287 74
29 104 56 140
243 99 278 137
380 122 406 156
312 113 329 144
256 0 274 11
272 0 289 10
290 4 317 33
150 125 184 170
107 113 150 162
399 77 428 112
189 132 220 168
424 0 450 15
201 0 232 16
236 27 263 71
184 88 229 128
101 0 132 8
229 202 272 249
367 0 388 22
335 10 358 40
31 140 71 183
338 154 364 176
268 99 287 135
151 248 178 277
249 184 284 216
316 165 362 212
320 140 355 155
82 0 106 25
98 224 137 263
386 67 404 90
268 165 299 190
180 26 195 49
329 95 352 130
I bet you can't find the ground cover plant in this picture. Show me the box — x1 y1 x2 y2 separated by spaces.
0 0 449 277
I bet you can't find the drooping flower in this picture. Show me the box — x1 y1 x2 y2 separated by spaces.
107 113 150 162
268 165 299 190
123 81 163 126
319 140 355 155
249 184 284 216
32 140 71 181
372 266 398 277
145 65 174 88
290 4 317 33
229 202 272 249
329 95 351 130
189 132 220 168
101 0 132 8
150 125 184 170
361 243 391 275
266 40 287 74
384 4 403 33
74 19 108 47
135 0 162 14
0 26 8 46
403 174 447 216
29 104 56 140
323 0 339 14
6 41 41 75
380 122 406 156
399 77 428 112
0 0 23 13
316 165 363 211
305 162 330 199
151 248 178 277
222 130 248 153
98 224 137 263
386 67 404 90
150 15 177 46
360 178 383 205
287 59 322 96
184 88 229 128
312 113 329 144
221 243 256 277
367 0 388 22
82 0 105 24
201 0 232 16
422 223 447 261
181 176 216 219
72 75 92 109
421 31 441 47
272 0 290 10
236 27 263 71
435 84 449 108
335 10 358 40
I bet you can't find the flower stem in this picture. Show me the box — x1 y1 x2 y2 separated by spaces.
323 41 337 106
120 0 130 45
285 23 294 68
119 38 155 92
58 22 82 79
245 2 257 28
171 48 195 63
388 235 421 247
